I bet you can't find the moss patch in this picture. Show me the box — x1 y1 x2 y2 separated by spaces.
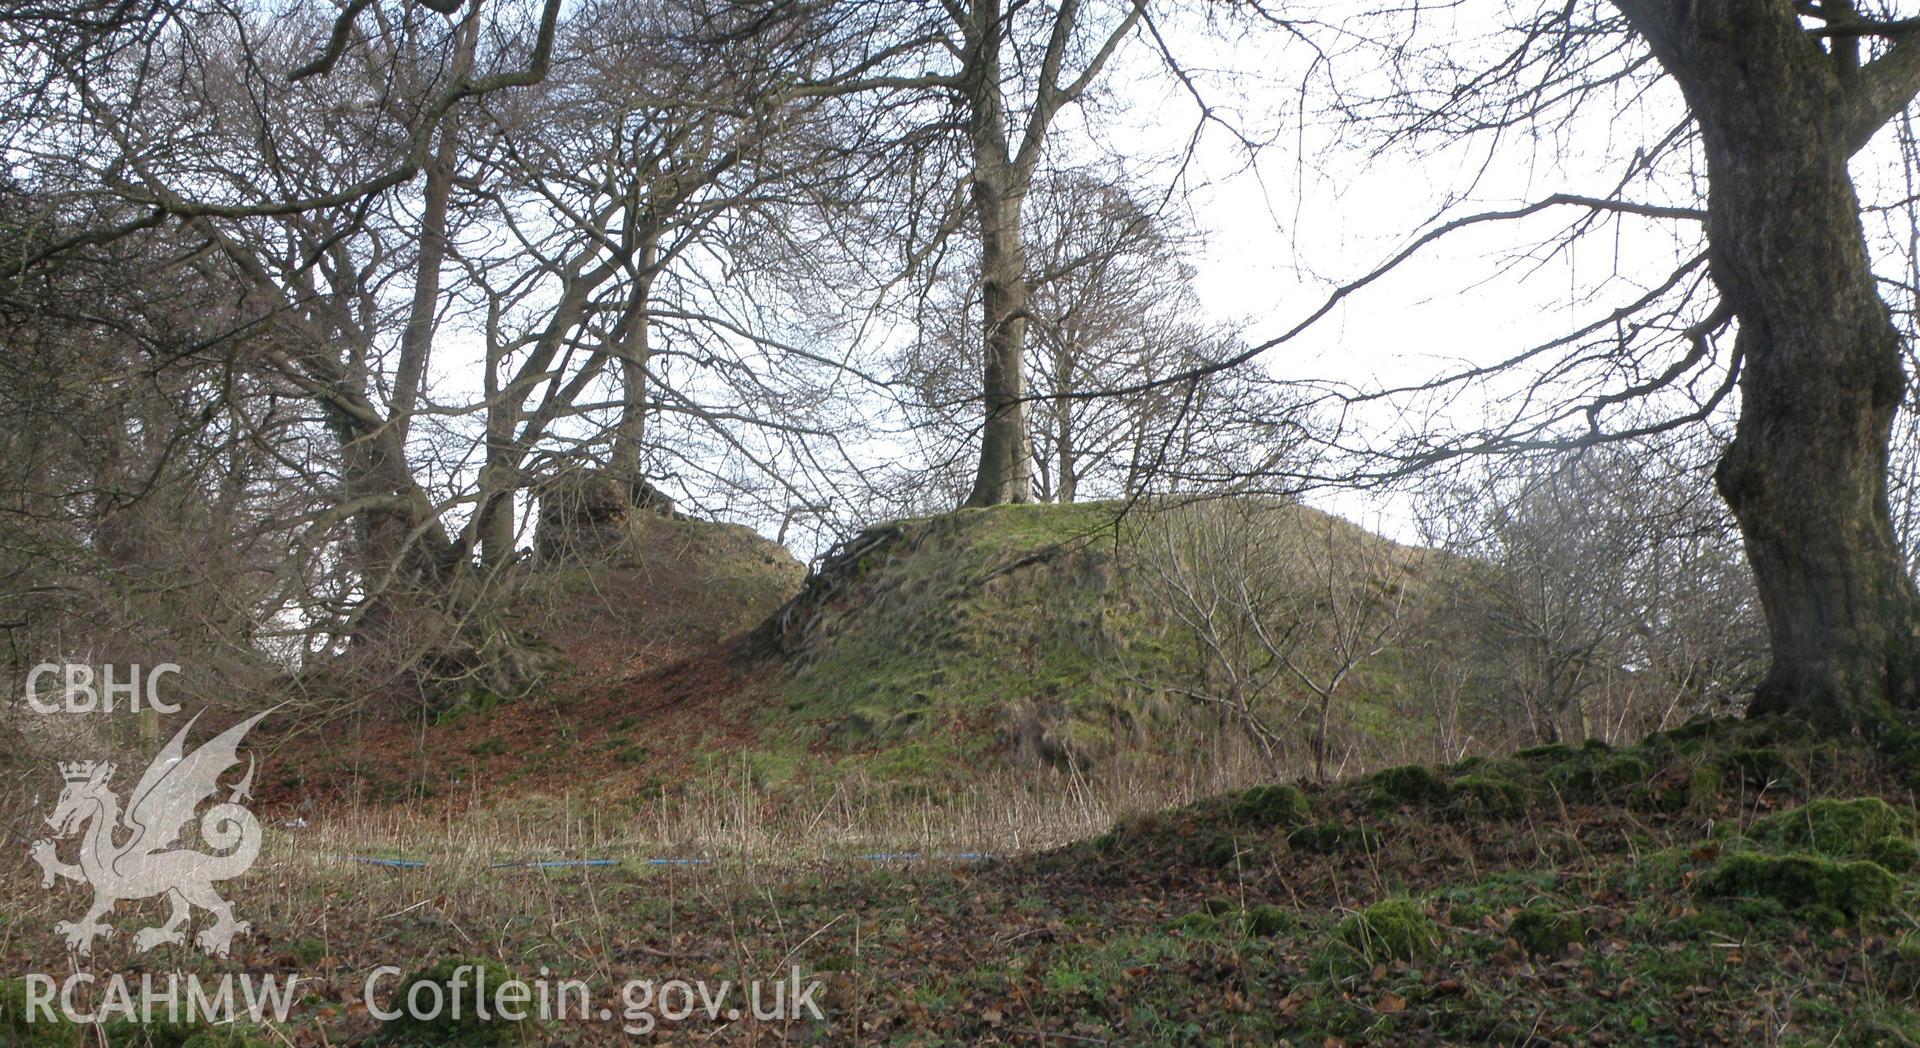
1688 764 1724 807
1449 775 1525 819
1369 764 1448 807
1335 898 1440 964
381 957 531 1045
1289 821 1381 855
1548 752 1651 801
1230 783 1312 827
757 500 1423 788
1507 906 1585 956
1871 835 1920 872
1244 904 1294 937
1725 747 1793 788
1698 852 1898 922
1745 797 1913 859
0 979 274 1047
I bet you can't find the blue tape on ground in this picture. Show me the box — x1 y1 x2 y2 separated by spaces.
345 856 430 869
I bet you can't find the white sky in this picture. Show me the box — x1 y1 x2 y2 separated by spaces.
1116 15 1703 540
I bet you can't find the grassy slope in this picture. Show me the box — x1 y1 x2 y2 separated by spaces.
713 716 1920 1044
20 715 1920 1044
747 500 1426 789
261 509 806 807
764 501 1140 782
270 499 1435 804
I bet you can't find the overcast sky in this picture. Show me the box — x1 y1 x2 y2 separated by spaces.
1107 10 1707 540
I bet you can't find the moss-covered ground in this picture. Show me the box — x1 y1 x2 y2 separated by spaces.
753 500 1427 789
22 714 1920 1044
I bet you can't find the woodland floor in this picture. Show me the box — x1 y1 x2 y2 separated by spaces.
8 713 1920 1045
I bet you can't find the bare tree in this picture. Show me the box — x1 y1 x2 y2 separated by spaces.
897 172 1305 502
1276 516 1409 780
463 0 850 542
1422 443 1765 743
798 0 1152 507
0 0 860 704
0 177 313 706
1131 500 1409 777
0 0 564 280
1178 0 1920 730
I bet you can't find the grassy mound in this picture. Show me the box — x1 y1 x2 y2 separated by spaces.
263 501 806 804
513 506 806 649
764 502 1139 762
754 500 1417 783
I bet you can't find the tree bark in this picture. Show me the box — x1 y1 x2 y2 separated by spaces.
964 164 1035 508
392 108 458 442
962 0 1034 508
476 344 519 571
393 13 475 442
1052 333 1077 502
609 232 659 497
1614 0 1920 727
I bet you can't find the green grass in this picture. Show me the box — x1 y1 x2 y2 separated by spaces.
12 712 1920 1043
765 500 1425 789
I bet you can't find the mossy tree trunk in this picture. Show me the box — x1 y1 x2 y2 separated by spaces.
1615 0 1920 728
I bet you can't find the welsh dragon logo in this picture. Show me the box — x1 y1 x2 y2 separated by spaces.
29 709 271 957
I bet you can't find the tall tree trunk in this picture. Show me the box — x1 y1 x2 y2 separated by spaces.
392 114 458 441
476 344 518 571
319 392 462 592
962 1 1033 508
1616 0 1920 727
965 167 1035 507
609 233 659 497
224 231 465 603
392 13 474 442
1054 338 1076 503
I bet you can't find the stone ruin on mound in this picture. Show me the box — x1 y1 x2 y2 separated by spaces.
532 469 677 563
